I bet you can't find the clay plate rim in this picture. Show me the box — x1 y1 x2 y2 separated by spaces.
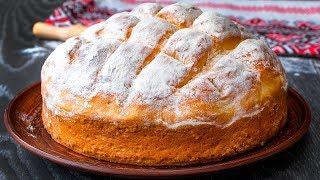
3 82 311 177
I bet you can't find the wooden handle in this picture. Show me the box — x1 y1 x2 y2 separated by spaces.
32 22 87 41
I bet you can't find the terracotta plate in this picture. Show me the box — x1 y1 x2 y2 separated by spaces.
4 82 311 177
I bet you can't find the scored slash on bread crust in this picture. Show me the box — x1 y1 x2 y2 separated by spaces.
41 2 287 166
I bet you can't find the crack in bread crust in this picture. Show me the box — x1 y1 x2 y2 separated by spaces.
41 2 288 166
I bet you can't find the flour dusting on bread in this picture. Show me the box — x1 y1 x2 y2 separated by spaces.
41 2 286 129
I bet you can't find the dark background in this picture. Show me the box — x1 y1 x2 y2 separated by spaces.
0 0 320 179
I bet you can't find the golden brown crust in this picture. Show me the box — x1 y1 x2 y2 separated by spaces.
42 89 286 166
41 3 288 166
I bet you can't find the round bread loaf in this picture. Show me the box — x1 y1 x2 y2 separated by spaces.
41 2 287 166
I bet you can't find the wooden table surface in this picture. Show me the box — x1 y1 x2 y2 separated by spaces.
0 0 319 179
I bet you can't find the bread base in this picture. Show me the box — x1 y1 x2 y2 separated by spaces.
42 96 286 166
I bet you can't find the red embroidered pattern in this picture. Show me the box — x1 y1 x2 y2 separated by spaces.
44 0 320 59
230 17 320 58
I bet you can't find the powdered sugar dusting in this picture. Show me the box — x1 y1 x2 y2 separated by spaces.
42 37 121 113
81 21 106 41
41 3 286 129
177 50 258 104
156 119 215 129
98 42 153 102
129 17 176 48
157 2 202 27
81 12 140 41
127 53 188 104
193 11 241 41
65 38 121 97
127 29 213 104
131 3 162 19
232 39 282 72
171 39 276 127
163 28 212 65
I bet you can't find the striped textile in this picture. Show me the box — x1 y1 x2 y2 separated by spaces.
44 0 320 59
